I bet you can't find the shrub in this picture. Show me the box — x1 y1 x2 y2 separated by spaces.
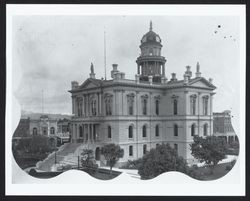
138 143 188 180
225 165 232 171
121 159 143 169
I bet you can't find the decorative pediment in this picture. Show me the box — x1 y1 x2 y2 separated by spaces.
154 95 161 100
127 93 135 98
141 94 149 99
171 94 179 99
104 93 113 100
79 78 101 90
190 94 197 99
202 95 209 99
188 77 216 89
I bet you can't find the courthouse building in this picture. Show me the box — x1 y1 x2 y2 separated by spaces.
69 22 216 164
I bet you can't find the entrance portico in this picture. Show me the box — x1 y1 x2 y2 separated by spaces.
72 123 100 143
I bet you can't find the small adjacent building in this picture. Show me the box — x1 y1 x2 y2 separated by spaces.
69 22 217 165
213 110 237 143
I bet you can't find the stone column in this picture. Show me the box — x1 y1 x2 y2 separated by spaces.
162 63 165 77
97 93 100 115
87 124 90 143
82 95 85 117
137 64 140 74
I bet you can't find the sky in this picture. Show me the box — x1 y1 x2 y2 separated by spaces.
12 15 241 133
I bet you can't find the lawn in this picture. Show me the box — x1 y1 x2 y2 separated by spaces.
192 162 235 181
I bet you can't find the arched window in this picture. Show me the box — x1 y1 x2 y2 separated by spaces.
77 98 83 117
50 127 55 135
174 124 178 136
155 125 159 137
191 124 195 136
129 145 133 156
155 99 159 115
204 124 208 136
143 144 147 155
143 99 147 115
128 125 133 138
108 126 112 138
190 95 197 115
142 125 147 138
203 96 209 115
105 96 113 116
33 127 37 135
173 99 178 115
91 100 97 116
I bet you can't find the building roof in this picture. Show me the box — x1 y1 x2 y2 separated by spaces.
69 75 216 93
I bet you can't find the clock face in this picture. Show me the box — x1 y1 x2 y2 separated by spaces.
156 36 160 42
142 36 146 43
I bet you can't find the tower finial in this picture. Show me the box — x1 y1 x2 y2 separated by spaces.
90 62 95 79
90 62 94 73
195 62 201 78
150 20 152 31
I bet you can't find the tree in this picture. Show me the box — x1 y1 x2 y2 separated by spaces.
81 149 98 174
138 143 188 179
190 135 227 174
101 144 124 175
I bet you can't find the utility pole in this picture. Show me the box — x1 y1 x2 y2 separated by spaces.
104 29 107 80
55 151 57 164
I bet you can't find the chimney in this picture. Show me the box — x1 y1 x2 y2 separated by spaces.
148 75 153 85
184 74 188 84
111 64 119 78
161 76 167 84
209 78 213 83
171 73 177 81
184 65 192 80
195 62 201 78
71 81 79 89
135 74 140 83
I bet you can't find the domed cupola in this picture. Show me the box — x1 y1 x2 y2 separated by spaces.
136 21 166 83
140 21 162 47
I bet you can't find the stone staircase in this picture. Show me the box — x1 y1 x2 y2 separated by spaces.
36 143 83 171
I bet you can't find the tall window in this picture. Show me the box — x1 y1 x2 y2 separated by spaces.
174 124 178 136
203 96 209 115
77 98 83 117
33 127 37 135
142 99 147 115
108 126 112 139
129 145 133 156
42 127 47 135
143 144 147 155
127 94 134 115
50 127 55 135
190 95 197 115
173 99 178 115
79 126 83 137
91 100 97 116
191 124 195 136
128 125 133 138
105 99 112 116
155 125 159 137
155 99 159 115
142 125 147 138
203 124 208 136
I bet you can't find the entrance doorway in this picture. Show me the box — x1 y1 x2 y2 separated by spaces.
95 147 100 161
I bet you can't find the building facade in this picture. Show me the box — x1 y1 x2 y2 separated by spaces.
69 22 216 164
